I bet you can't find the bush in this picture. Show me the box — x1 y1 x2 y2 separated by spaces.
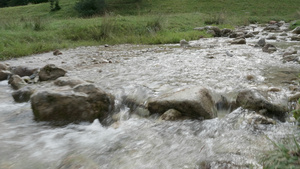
74 0 106 17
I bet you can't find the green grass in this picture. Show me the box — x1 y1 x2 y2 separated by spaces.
262 137 300 169
0 0 300 59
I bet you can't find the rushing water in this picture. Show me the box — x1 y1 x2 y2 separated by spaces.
1 25 300 168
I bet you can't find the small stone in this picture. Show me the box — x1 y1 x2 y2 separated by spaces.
53 49 62 56
159 109 182 121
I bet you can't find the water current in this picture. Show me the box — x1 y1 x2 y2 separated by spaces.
0 25 300 168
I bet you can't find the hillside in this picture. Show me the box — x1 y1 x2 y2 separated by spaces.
0 0 299 59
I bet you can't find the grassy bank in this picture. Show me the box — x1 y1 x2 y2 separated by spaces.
0 0 300 60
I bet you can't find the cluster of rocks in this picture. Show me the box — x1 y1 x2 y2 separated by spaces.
191 22 300 63
0 62 115 125
1 59 298 126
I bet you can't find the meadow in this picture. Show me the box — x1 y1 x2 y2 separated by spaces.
0 0 299 59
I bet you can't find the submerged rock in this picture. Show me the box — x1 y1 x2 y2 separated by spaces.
12 86 35 103
236 89 288 121
39 64 66 81
148 87 217 119
31 84 115 124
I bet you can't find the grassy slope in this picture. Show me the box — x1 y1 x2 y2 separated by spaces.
0 0 299 59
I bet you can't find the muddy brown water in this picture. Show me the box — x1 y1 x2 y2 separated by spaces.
0 25 300 168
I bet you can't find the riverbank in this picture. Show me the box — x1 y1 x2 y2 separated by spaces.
0 0 300 59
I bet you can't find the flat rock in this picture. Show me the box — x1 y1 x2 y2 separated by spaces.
148 87 217 119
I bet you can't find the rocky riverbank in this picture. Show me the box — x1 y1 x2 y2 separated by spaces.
0 21 300 168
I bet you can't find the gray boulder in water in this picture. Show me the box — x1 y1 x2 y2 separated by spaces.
31 83 115 124
39 64 67 81
236 89 288 121
148 87 217 120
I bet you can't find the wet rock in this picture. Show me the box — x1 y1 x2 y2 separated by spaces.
246 75 255 81
39 64 66 81
257 38 266 47
8 75 27 90
180 39 191 47
246 113 276 125
148 87 217 119
54 77 87 87
12 86 35 103
53 49 62 56
236 89 288 121
282 55 299 63
266 34 277 40
262 44 277 53
31 84 115 124
291 36 300 41
263 25 280 31
231 38 246 44
0 70 11 81
159 109 183 121
278 21 285 27
283 48 297 57
221 28 232 37
229 32 244 38
289 92 300 101
244 32 255 38
279 33 288 36
0 62 9 70
9 66 38 77
292 26 300 34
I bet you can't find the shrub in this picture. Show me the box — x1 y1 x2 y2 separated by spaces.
74 0 106 17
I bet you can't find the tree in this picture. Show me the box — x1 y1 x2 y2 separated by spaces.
74 0 106 17
50 0 61 11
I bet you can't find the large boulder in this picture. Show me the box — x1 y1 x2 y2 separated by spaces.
8 75 27 90
39 64 66 81
148 87 217 119
292 26 300 34
12 86 35 103
291 36 300 41
31 84 115 124
236 89 288 121
9 66 38 77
